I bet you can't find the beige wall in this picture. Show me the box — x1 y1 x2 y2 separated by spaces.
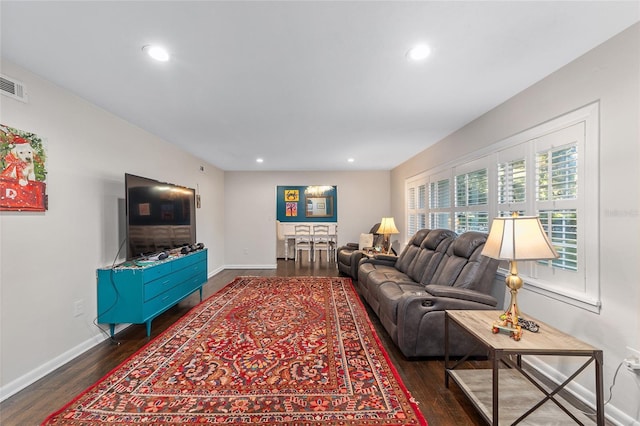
223 171 391 268
391 24 640 422
0 61 226 398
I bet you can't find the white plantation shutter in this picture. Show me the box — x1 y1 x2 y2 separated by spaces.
406 180 427 239
429 179 449 209
454 160 489 233
404 103 599 311
538 209 578 271
536 145 578 202
498 159 526 204
531 123 583 286
407 186 417 238
429 174 451 229
496 144 527 219
408 186 416 210
417 184 426 232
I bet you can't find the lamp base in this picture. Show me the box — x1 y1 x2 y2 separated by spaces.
383 234 393 255
491 262 524 340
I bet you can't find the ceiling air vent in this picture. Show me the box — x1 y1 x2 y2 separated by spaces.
0 74 28 102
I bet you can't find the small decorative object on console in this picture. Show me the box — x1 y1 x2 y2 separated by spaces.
492 312 523 341
518 317 540 332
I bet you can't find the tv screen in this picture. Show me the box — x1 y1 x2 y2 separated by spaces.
125 173 196 260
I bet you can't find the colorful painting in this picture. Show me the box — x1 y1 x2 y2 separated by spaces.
0 124 48 211
286 202 298 217
284 189 299 202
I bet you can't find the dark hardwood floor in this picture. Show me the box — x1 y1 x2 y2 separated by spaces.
1 259 487 425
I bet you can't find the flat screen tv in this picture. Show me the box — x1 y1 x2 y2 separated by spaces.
125 173 196 260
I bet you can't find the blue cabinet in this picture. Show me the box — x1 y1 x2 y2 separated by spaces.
97 249 207 337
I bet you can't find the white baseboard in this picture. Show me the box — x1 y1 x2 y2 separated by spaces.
0 324 127 402
208 266 225 277
525 356 639 426
224 263 277 270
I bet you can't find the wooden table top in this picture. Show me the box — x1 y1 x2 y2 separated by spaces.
446 310 600 354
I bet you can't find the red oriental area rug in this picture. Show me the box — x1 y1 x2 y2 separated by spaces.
42 276 427 425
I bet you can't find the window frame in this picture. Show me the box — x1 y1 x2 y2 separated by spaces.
404 102 600 312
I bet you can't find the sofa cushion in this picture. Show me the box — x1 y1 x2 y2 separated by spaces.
432 231 489 289
413 229 456 285
394 229 430 275
452 231 487 259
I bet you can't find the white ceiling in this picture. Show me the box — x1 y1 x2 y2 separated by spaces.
1 1 638 171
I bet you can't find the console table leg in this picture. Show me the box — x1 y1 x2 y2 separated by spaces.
492 351 500 426
444 312 450 388
595 351 604 425
146 320 152 337
109 324 115 338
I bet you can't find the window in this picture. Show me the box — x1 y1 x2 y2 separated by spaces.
406 179 427 239
428 172 451 229
405 102 600 311
536 144 579 273
454 160 489 233
498 160 526 204
539 209 578 271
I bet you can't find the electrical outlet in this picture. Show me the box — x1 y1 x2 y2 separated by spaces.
73 299 84 317
624 346 640 374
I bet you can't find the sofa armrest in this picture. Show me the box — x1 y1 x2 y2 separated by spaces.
359 256 397 268
374 254 398 262
424 284 497 307
395 291 496 357
344 242 359 249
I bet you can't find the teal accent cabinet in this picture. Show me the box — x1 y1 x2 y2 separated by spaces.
97 249 207 337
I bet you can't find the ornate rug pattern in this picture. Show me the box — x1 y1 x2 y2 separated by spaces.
43 276 426 425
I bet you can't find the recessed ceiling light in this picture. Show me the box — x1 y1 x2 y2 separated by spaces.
406 44 431 62
256 158 264 163
347 158 355 163
142 45 170 62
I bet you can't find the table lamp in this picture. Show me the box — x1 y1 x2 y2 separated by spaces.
378 217 399 255
481 213 558 329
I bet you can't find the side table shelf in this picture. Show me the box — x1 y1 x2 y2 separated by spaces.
445 310 604 425
97 249 208 337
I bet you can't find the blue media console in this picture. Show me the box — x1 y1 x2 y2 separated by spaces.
97 249 208 337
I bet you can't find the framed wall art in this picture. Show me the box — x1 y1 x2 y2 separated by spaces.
0 124 48 211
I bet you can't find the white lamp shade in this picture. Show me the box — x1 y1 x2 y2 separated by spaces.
378 217 399 235
482 216 559 260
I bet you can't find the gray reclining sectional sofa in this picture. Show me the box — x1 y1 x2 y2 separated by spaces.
356 228 500 358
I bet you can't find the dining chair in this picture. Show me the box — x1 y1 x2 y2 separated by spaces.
294 224 313 262
312 224 333 262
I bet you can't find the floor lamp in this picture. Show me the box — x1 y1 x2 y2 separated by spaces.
481 213 559 330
